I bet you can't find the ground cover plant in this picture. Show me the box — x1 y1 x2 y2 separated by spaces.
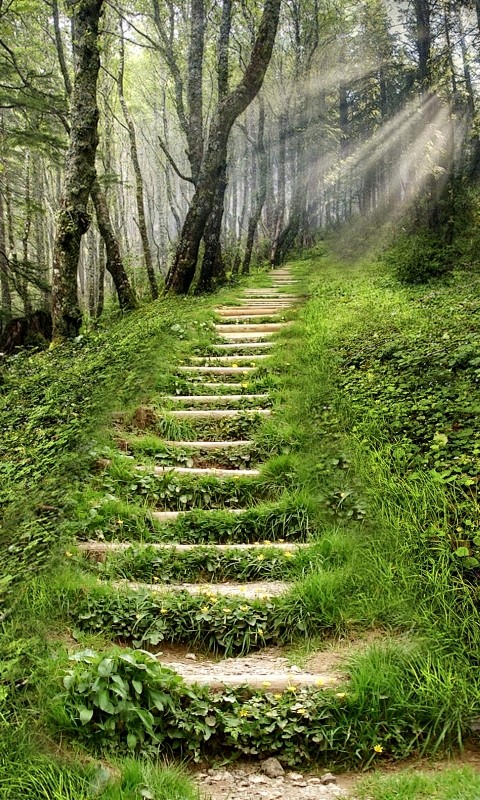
2 251 480 795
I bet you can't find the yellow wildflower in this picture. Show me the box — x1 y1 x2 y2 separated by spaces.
160 608 168 614
241 605 249 611
335 692 346 699
284 552 294 559
201 606 209 613
373 744 383 754
257 554 265 561
239 708 249 717
263 540 271 545
315 678 325 687
287 685 297 693
232 363 239 369
222 607 231 613
64 551 73 558
295 706 307 715
262 681 271 688
241 383 249 389
116 519 124 525
274 694 282 700
257 627 264 636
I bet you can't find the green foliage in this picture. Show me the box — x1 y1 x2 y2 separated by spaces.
73 494 315 544
382 231 455 284
59 644 479 766
87 543 313 583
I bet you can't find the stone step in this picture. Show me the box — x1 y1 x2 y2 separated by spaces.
151 508 244 522
216 307 288 315
166 395 269 404
215 323 289 333
79 541 304 557
235 297 293 311
187 382 246 389
177 366 256 374
211 342 274 350
142 465 261 478
158 650 342 691
216 312 282 321
117 580 290 599
243 290 298 296
163 440 254 449
169 408 271 418
218 332 275 341
189 354 269 363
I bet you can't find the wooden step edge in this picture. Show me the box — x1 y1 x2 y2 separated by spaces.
162 440 254 449
151 509 245 521
170 672 341 691
113 579 291 598
169 408 271 417
211 342 275 350
176 367 257 374
166 395 269 402
136 464 261 477
189 354 270 362
214 323 290 332
78 541 307 555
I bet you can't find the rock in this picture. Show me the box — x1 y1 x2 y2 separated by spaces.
321 772 337 785
287 772 304 781
185 652 197 661
260 757 285 778
308 778 322 785
210 771 231 782
249 774 268 785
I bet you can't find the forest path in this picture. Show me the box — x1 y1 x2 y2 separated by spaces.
80 267 347 695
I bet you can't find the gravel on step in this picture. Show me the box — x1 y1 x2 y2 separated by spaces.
115 579 291 598
196 763 353 800
157 647 343 690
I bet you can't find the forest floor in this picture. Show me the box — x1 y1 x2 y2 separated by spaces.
1 246 479 799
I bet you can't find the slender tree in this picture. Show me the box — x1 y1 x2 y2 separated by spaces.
165 0 282 294
51 0 104 340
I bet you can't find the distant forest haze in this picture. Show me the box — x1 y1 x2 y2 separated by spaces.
0 0 479 342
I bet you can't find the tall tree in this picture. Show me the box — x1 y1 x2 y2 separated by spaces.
165 0 282 294
51 0 104 340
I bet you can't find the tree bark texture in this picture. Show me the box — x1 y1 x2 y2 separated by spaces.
91 175 137 310
51 0 104 340
118 25 158 300
165 0 281 294
243 98 267 274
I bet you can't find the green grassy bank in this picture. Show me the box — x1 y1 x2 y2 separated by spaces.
1 252 479 795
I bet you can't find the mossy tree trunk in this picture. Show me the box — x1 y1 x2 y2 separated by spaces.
91 175 137 311
51 0 104 341
165 0 281 295
118 23 158 300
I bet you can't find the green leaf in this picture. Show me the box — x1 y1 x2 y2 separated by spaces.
127 733 137 750
97 658 114 677
454 546 470 557
79 706 93 724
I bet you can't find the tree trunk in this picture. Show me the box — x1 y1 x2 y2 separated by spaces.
270 110 287 265
0 184 11 326
197 0 232 290
186 0 205 181
196 162 227 292
243 98 267 274
165 0 281 294
51 0 104 341
91 175 136 310
118 24 158 299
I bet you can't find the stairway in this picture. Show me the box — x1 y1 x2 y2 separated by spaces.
73 268 345 714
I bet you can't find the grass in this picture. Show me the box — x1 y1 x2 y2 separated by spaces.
2 247 480 779
356 766 480 800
